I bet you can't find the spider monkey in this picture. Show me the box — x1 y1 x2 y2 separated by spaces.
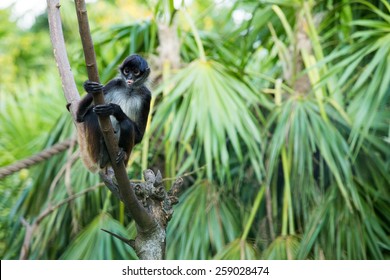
76 54 151 172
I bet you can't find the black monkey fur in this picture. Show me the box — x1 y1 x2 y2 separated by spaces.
76 54 151 172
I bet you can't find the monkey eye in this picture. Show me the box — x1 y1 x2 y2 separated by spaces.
133 70 140 76
123 68 130 75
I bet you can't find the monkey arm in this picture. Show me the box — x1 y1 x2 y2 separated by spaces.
94 103 135 166
76 93 93 122
76 81 104 122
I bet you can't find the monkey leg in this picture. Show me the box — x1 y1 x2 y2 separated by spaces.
97 138 129 168
99 137 110 169
94 103 135 166
116 119 136 166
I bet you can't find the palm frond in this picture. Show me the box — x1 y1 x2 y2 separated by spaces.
60 213 137 260
153 59 264 181
166 181 242 259
213 239 260 260
262 235 301 260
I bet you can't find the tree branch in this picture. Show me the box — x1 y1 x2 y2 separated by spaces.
73 0 156 233
47 0 183 260
46 0 80 119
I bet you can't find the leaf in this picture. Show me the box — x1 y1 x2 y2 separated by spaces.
60 214 137 260
262 235 301 260
153 59 264 181
213 239 260 260
166 181 242 259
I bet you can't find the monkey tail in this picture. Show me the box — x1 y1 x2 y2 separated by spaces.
76 123 99 173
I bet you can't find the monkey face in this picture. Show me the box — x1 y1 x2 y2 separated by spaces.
119 55 150 88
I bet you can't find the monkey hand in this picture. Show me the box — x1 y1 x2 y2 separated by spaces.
83 80 103 94
93 103 122 117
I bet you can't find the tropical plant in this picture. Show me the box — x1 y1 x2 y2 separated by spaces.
0 0 389 260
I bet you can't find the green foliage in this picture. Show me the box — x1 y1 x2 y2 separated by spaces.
153 59 264 181
60 214 138 260
166 182 242 259
1 0 389 260
213 239 260 260
262 235 301 260
93 19 157 83
0 72 64 165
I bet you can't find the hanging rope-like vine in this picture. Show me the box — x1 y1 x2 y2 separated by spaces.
0 138 76 179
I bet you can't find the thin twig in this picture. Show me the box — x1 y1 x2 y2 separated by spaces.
100 229 134 248
162 165 205 182
36 184 103 224
19 183 103 259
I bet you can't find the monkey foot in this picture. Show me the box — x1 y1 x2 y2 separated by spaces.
116 148 127 164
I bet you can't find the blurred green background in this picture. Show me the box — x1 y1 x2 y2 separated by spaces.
0 0 389 260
